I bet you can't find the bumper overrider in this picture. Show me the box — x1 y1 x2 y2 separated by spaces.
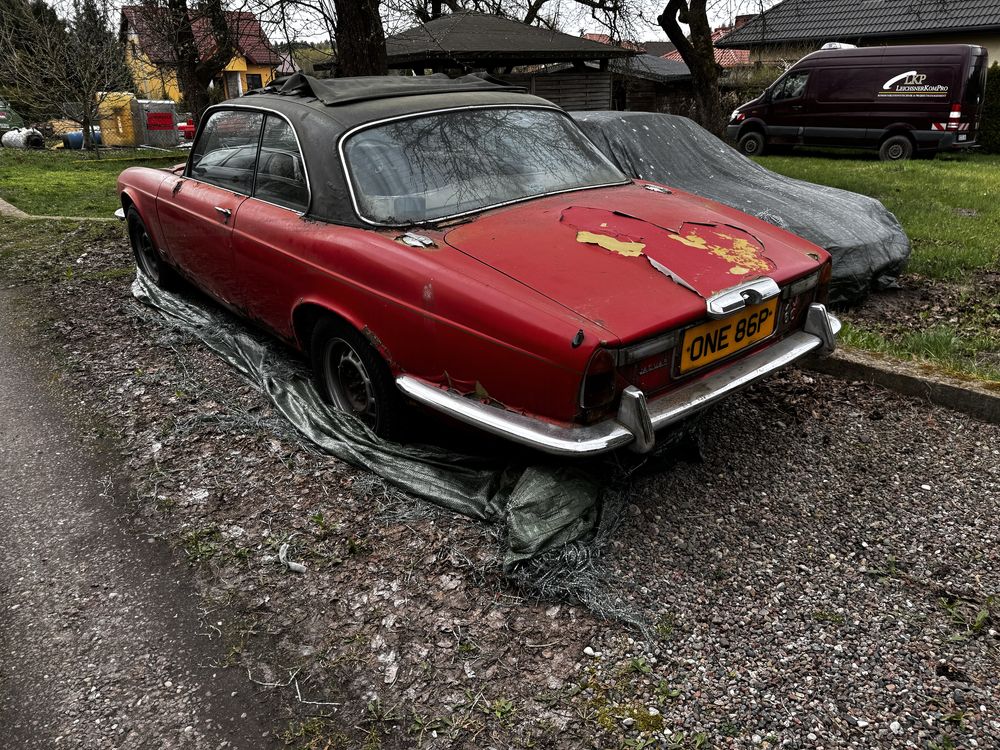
397 303 841 457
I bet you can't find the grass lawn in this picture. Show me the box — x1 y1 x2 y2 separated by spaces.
754 150 1000 280
0 147 181 218
757 149 1000 383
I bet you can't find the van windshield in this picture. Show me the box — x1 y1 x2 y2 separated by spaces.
343 107 627 225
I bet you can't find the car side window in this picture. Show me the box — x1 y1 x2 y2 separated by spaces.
189 110 264 194
253 115 309 211
773 71 809 101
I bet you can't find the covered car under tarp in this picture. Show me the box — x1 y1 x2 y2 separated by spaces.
572 111 911 306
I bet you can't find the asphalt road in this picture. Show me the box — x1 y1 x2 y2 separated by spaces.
0 287 279 749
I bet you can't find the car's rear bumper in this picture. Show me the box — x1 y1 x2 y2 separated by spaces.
397 304 841 457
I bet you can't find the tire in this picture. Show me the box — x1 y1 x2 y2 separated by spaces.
878 135 913 162
310 317 402 438
737 131 767 156
127 206 179 289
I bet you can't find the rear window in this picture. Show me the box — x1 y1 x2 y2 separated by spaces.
965 55 988 107
343 107 626 225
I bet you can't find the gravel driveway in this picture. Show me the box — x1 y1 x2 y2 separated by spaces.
1 218 997 748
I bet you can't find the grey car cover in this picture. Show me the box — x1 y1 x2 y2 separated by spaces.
572 111 911 306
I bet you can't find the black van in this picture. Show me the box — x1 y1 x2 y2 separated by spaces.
727 44 989 160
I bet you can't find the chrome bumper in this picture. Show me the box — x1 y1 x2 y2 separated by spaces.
397 303 841 457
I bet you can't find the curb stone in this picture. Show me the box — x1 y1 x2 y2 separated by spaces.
0 196 116 222
805 346 1000 425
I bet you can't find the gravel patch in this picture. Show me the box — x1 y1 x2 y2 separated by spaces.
1 218 997 748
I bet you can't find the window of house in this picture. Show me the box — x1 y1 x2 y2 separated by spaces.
246 73 263 91
253 115 309 211
188 109 263 194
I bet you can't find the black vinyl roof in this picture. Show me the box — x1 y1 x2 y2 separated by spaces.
718 0 1000 48
386 11 637 68
221 75 556 228
248 71 523 106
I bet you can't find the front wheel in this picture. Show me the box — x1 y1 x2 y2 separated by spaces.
878 135 913 161
310 318 403 438
737 131 766 156
127 206 179 289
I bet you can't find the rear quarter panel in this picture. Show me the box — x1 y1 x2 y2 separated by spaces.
230 206 604 423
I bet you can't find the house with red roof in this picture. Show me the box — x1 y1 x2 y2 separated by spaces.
120 6 281 103
661 27 751 68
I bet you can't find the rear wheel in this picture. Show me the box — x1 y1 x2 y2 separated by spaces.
878 135 913 161
310 318 402 438
127 206 178 288
737 131 767 156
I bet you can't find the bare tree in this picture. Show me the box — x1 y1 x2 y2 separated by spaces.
657 0 723 133
128 0 241 123
327 0 387 76
0 0 134 151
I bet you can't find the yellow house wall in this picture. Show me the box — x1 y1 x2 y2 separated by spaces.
126 42 275 104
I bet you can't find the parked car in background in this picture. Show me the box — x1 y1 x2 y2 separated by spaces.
117 73 840 456
728 44 989 160
0 99 26 135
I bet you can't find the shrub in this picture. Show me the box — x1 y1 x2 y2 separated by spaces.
979 62 1000 153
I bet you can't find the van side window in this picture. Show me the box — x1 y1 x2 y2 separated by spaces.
773 72 809 101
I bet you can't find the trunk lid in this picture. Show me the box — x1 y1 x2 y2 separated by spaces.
443 182 826 341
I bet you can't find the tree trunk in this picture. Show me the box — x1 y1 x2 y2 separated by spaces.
657 0 725 135
332 0 387 77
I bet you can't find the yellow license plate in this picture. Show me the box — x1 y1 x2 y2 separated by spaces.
678 299 779 375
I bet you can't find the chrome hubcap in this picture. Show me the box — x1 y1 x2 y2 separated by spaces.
323 338 377 427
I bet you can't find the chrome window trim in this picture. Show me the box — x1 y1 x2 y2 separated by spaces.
336 104 630 228
185 104 312 215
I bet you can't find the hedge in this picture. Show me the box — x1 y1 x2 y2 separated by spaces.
980 62 1000 153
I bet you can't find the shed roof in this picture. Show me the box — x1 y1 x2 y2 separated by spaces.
386 12 637 68
541 54 690 84
717 0 1000 48
121 6 281 66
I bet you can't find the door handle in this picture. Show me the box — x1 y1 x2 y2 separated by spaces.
214 206 232 223
791 105 804 111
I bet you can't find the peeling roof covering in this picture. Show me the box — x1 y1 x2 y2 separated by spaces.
386 11 637 68
219 80 553 227
121 6 281 66
249 71 524 106
717 0 1000 48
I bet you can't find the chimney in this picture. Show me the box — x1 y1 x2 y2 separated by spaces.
734 14 755 29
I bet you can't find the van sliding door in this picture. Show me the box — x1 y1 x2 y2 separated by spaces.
804 66 880 146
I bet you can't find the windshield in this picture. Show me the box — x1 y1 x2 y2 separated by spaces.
343 107 627 225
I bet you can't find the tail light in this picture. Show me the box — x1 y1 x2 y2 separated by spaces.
579 347 617 409
817 260 832 303
947 104 962 130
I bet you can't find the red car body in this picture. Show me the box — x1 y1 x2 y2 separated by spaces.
118 74 840 455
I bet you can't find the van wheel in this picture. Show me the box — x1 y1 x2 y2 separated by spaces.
879 135 913 162
738 131 766 156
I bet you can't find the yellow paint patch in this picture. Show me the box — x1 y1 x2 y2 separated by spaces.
576 230 646 257
669 232 709 249
670 230 771 275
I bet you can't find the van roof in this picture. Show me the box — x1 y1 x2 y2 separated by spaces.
799 43 982 64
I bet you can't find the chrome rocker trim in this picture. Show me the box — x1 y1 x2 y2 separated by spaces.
396 304 841 457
